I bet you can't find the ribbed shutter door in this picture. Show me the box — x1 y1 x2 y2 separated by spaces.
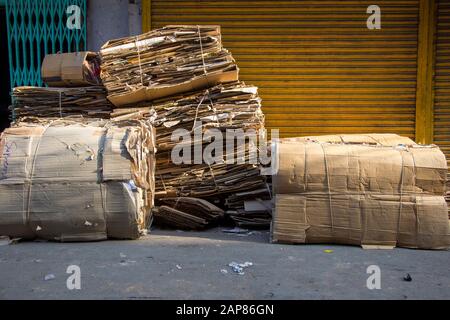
151 0 419 139
435 0 450 214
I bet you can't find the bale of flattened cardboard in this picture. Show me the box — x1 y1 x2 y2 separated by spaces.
111 81 269 228
100 25 238 106
41 52 101 87
0 119 156 241
12 86 113 119
271 134 450 249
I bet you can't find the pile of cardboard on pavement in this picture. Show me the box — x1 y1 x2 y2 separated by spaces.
102 26 270 229
2 51 156 242
153 197 224 230
0 119 156 241
271 134 450 249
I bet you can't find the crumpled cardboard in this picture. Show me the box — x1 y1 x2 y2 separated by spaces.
271 134 450 249
0 120 155 241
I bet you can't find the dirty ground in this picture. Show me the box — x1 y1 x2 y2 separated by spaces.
0 228 449 300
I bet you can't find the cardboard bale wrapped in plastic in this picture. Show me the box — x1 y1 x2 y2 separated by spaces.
100 25 239 106
271 134 450 249
0 119 156 241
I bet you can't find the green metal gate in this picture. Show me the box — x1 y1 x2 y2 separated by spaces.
5 0 86 88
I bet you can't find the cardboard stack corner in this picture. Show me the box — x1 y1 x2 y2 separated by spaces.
41 51 100 87
271 134 450 250
0 120 156 241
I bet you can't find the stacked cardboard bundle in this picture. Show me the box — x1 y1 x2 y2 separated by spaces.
112 82 267 197
271 134 450 249
100 25 238 106
12 86 112 119
0 119 156 241
154 197 224 230
109 75 270 228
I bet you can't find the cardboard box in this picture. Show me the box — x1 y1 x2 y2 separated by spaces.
41 51 101 87
271 134 450 249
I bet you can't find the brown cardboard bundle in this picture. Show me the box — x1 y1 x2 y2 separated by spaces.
0 119 156 241
271 134 450 249
111 82 264 151
12 86 113 119
111 81 267 201
154 197 224 230
42 52 101 87
100 25 238 106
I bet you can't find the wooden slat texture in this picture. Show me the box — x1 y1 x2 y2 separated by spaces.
435 0 450 216
151 0 419 139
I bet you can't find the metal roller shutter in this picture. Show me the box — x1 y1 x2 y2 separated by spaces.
151 0 419 139
435 0 450 214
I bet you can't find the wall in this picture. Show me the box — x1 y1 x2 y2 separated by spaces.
87 0 142 51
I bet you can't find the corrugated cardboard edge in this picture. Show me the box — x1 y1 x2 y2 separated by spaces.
107 68 239 107
361 245 395 250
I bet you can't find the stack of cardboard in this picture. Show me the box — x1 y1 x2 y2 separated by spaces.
225 187 272 228
271 134 450 249
2 51 157 242
100 25 238 106
0 119 156 241
12 86 112 119
154 197 224 230
102 26 269 229
12 52 111 120
115 82 267 199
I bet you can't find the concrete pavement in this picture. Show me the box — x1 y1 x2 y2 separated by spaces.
0 228 449 299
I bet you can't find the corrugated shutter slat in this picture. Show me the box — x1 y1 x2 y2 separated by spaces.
152 0 419 139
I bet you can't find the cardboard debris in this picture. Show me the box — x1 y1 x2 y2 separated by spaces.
271 134 450 249
100 25 238 106
41 52 101 87
0 119 156 241
225 187 272 228
12 86 113 119
154 197 224 230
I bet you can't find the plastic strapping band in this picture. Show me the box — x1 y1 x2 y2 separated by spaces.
58 90 62 118
396 147 405 245
159 175 168 193
207 94 221 128
321 143 334 234
25 121 54 235
197 25 207 75
191 90 208 132
207 163 219 190
135 36 144 85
